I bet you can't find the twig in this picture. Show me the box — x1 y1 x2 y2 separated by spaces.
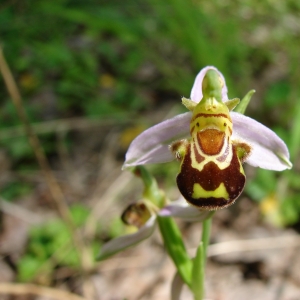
0 48 73 235
0 198 42 224
206 235 300 257
84 171 133 239
0 46 94 299
273 245 300 300
0 283 87 300
96 235 300 273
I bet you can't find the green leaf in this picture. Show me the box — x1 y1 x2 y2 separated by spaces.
70 203 90 227
289 102 300 161
191 216 213 299
17 255 45 282
264 82 290 108
191 242 204 300
245 169 277 201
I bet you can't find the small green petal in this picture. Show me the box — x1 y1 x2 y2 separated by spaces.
224 98 240 111
182 97 197 111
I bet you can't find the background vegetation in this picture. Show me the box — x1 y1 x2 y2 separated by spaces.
0 0 299 299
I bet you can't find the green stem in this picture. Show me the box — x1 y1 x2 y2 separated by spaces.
135 166 165 208
200 216 212 299
191 242 204 300
201 216 212 261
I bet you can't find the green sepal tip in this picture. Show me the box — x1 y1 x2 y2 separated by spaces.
234 89 255 114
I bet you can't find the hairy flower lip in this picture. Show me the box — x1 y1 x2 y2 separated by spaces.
123 66 292 171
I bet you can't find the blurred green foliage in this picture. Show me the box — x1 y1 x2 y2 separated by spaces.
1 0 300 122
1 181 33 201
0 0 300 283
17 204 91 282
17 202 125 282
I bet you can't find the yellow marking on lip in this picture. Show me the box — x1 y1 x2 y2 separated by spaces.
192 182 229 200
190 134 233 172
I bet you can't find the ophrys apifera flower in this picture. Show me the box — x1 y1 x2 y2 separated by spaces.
99 197 212 260
123 66 292 210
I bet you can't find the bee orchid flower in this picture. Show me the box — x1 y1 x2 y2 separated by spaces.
123 66 292 210
98 197 212 260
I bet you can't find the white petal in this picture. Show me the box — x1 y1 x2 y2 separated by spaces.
190 66 229 103
231 112 292 171
159 197 213 222
123 112 191 169
98 215 156 260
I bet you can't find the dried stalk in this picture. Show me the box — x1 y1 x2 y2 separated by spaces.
0 47 94 299
0 283 87 300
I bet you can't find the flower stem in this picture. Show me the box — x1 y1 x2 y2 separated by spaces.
200 216 212 298
135 166 166 208
191 242 204 300
201 216 212 260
